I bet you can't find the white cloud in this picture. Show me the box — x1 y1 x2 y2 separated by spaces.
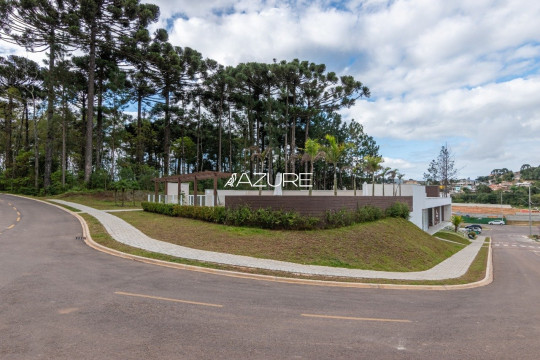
382 157 415 170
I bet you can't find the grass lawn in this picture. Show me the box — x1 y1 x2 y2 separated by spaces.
434 230 471 245
81 213 489 285
112 210 462 272
49 191 142 210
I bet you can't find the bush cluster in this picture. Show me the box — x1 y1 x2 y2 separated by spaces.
324 203 407 228
142 202 320 230
142 201 410 231
384 202 410 219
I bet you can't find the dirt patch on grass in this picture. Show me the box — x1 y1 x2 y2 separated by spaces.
113 211 462 272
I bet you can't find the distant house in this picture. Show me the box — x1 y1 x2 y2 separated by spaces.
488 181 515 192
452 179 476 193
488 184 504 191
404 180 421 185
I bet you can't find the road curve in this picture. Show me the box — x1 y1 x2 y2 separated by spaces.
1 194 539 359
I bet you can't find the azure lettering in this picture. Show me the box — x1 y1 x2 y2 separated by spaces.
225 173 313 188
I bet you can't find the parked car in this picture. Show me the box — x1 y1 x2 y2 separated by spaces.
465 224 483 232
488 220 505 225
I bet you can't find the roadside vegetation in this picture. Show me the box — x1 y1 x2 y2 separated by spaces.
141 201 410 230
112 210 460 272
80 212 488 285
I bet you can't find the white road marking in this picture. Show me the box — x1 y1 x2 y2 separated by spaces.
301 313 412 323
115 291 223 308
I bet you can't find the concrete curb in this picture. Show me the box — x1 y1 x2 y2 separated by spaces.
7 194 494 291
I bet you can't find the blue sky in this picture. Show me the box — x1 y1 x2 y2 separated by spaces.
3 0 539 180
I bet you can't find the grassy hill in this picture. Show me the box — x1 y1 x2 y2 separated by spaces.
113 211 463 272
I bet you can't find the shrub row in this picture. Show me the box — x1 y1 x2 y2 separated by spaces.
323 202 409 228
142 202 320 230
142 201 410 230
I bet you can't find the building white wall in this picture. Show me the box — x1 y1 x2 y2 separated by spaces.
362 183 415 196
159 182 452 233
166 182 190 197
207 189 361 206
362 183 452 231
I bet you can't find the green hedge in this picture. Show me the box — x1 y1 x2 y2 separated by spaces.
142 202 319 230
385 202 411 220
142 201 410 230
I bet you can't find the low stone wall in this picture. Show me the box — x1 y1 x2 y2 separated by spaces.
225 195 413 217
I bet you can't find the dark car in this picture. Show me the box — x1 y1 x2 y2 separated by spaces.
465 225 482 233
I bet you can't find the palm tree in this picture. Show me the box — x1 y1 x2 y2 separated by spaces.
451 215 463 232
352 162 363 196
323 134 349 196
364 155 384 196
380 167 391 196
301 138 324 196
388 168 398 196
397 172 405 196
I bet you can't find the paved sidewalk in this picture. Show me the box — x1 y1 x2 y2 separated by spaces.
52 200 486 280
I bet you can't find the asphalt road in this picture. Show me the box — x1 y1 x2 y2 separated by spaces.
1 194 539 359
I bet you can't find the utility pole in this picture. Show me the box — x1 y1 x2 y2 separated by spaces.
500 191 503 221
529 184 532 237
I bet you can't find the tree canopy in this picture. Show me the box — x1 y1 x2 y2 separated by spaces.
0 1 380 195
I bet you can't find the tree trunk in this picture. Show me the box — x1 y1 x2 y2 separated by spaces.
44 37 56 193
304 100 311 175
5 95 13 169
333 166 337 196
218 93 223 172
136 94 143 165
24 101 29 151
110 118 116 181
84 22 97 184
248 88 254 176
309 161 314 196
62 91 67 188
323 161 326 189
95 76 103 170
196 97 200 171
163 89 170 176
283 85 289 179
228 105 232 172
290 88 296 174
32 96 39 191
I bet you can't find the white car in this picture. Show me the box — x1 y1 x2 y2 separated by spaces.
488 220 505 225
